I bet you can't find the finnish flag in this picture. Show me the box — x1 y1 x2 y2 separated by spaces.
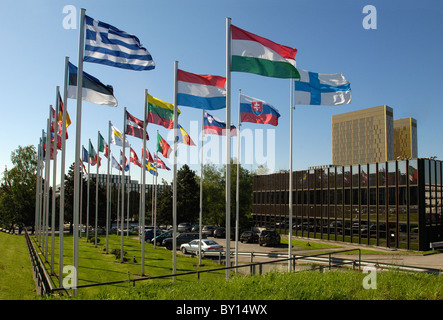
294 69 351 106
84 15 155 71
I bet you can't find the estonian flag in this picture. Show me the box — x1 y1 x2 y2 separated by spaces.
67 62 118 107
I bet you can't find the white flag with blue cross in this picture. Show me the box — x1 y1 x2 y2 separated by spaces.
294 69 351 105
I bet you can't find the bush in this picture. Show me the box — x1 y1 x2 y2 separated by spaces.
110 248 128 262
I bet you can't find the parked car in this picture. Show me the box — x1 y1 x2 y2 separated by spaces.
202 225 217 236
259 230 281 247
177 222 193 233
151 229 172 246
180 239 223 256
240 231 259 243
162 232 205 250
213 227 225 238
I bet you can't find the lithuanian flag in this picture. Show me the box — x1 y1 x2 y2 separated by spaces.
147 93 181 129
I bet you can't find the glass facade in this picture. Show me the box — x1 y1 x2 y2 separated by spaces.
252 158 443 251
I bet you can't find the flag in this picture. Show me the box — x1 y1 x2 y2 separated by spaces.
98 133 109 159
294 69 351 106
231 25 300 79
111 155 122 171
125 110 148 140
177 69 226 110
89 141 97 166
82 146 89 163
204 112 237 136
84 15 155 71
129 147 142 167
176 124 196 146
145 159 158 176
68 62 118 107
120 151 129 172
147 93 181 129
57 89 71 128
240 94 280 126
110 123 129 147
154 154 170 171
142 148 154 163
157 132 172 158
50 107 67 141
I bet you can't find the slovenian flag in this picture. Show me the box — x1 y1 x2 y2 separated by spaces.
204 112 237 136
68 62 118 107
294 69 351 106
231 25 300 79
177 69 226 110
240 94 280 126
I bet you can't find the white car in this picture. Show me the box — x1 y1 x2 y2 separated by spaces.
180 239 223 256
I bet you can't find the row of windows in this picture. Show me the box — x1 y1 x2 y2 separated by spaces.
254 186 419 206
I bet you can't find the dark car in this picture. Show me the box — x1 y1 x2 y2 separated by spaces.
177 222 193 233
202 225 217 236
240 231 259 243
151 229 172 246
162 232 206 250
213 227 225 238
259 230 280 247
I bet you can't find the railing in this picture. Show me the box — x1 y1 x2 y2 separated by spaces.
24 229 68 296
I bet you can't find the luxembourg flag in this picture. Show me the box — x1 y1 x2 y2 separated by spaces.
177 69 226 110
240 94 280 126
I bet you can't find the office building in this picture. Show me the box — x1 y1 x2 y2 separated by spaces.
394 117 418 160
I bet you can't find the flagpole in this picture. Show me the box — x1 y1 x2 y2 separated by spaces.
95 132 100 246
154 148 158 249
45 108 52 262
198 110 204 266
225 17 232 278
51 89 60 275
235 89 241 271
86 140 91 241
127 144 131 239
73 7 86 296
288 78 294 271
106 121 112 254
121 107 127 263
35 138 42 245
173 60 179 281
59 56 69 286
141 90 147 274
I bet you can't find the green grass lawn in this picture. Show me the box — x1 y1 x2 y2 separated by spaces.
0 232 36 300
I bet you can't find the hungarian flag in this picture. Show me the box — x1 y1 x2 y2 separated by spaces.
231 25 300 79
157 132 171 158
147 93 180 129
125 110 148 140
129 147 142 167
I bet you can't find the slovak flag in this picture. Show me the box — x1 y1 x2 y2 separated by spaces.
177 69 226 110
240 94 280 126
204 112 236 136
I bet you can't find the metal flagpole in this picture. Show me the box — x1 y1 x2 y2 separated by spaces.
51 89 60 275
95 132 100 246
106 122 112 253
141 90 147 275
121 107 127 263
225 17 232 278
288 78 294 271
80 151 84 239
35 138 42 245
73 8 86 296
127 144 131 239
86 140 91 241
59 57 69 286
235 89 241 271
44 109 51 262
173 61 179 281
154 149 158 248
198 110 204 266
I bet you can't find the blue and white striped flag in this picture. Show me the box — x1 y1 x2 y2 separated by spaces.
84 15 155 71
294 69 351 105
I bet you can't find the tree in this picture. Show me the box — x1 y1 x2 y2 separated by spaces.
176 164 200 223
0 145 38 232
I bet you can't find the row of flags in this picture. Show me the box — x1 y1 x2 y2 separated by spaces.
38 10 353 292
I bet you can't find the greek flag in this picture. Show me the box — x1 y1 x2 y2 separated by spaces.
84 15 155 71
294 69 351 105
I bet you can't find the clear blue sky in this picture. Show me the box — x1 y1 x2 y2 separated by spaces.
1 0 442 185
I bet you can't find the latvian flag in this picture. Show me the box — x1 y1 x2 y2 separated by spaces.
177 69 226 110
125 110 148 140
204 112 236 136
